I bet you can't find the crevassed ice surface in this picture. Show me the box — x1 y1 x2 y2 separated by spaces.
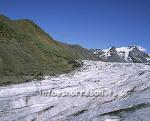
0 60 150 121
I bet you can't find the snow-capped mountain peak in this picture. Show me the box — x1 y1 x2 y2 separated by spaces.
91 45 150 63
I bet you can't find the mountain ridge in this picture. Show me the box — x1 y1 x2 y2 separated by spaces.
0 15 98 85
91 45 150 63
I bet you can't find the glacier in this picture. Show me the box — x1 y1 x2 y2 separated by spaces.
0 60 150 121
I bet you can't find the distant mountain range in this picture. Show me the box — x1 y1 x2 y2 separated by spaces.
91 46 150 63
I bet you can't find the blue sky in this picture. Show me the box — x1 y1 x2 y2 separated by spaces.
0 0 150 52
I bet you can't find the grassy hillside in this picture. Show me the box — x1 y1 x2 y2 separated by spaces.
0 15 97 85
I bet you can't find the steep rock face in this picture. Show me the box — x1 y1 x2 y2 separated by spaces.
0 15 98 85
129 46 149 63
91 46 150 63
103 46 127 62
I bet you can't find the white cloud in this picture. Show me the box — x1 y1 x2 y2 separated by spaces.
137 46 146 52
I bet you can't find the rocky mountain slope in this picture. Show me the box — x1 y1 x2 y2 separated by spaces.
91 46 150 63
0 60 150 121
0 15 98 85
